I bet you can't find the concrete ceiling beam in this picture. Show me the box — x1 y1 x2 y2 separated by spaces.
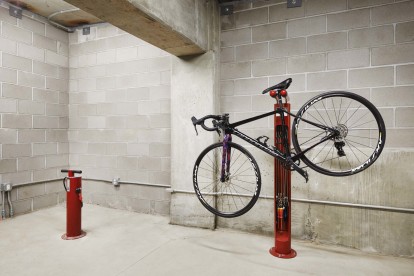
64 0 207 57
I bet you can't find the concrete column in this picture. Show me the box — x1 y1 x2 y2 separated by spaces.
170 1 220 228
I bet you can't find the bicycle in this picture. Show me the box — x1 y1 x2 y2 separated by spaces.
191 78 386 218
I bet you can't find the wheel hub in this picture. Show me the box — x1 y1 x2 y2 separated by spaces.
334 124 348 139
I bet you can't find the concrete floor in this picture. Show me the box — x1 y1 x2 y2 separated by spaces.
0 205 412 276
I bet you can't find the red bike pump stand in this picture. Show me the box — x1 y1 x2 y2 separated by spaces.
61 169 86 240
269 102 297 259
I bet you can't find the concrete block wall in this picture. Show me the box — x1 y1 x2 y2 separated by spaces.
0 4 69 216
68 24 171 215
220 0 414 256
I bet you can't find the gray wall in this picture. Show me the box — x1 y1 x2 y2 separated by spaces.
219 0 414 256
0 4 69 215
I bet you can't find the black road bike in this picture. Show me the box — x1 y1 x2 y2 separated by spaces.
191 78 386 218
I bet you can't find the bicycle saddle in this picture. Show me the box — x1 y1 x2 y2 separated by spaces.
262 78 292 94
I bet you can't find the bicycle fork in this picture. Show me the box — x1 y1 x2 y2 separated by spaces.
220 134 232 182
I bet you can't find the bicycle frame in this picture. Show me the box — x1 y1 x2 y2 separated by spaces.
220 107 338 168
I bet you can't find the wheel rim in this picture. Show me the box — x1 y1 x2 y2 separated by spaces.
194 143 260 217
293 93 385 175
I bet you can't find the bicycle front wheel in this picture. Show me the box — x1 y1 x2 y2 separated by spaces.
292 91 386 176
193 142 261 218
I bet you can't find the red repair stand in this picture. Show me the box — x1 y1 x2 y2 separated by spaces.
269 103 297 258
61 169 86 240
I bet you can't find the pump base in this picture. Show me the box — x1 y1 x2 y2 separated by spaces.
61 231 86 240
269 247 297 259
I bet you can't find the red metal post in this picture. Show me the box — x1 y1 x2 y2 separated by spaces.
61 170 86 240
269 103 296 258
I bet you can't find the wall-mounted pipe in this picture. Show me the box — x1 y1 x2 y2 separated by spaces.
167 189 414 214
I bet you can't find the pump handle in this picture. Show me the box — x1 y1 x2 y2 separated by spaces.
61 169 82 174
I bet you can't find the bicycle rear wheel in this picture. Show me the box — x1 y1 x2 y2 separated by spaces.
193 142 261 218
292 91 386 176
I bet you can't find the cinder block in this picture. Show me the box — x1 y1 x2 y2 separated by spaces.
87 143 106 154
349 25 394 48
220 28 252 47
18 71 45 89
0 159 17 173
20 16 45 35
397 64 414 85
2 84 31 100
33 168 58 181
307 70 347 90
372 44 414 66
327 9 370 32
0 6 17 25
349 67 394 88
96 156 117 168
97 50 117 64
149 85 171 100
138 45 163 59
46 77 68 92
34 34 57 52
371 1 414 26
2 53 32 72
269 3 304 22
386 129 414 148
33 194 58 210
46 24 68 43
2 23 32 44
33 61 59 78
106 143 127 155
138 156 162 171
127 143 149 156
396 107 414 127
126 88 150 101
236 42 268 62
33 143 57 155
18 43 45 62
46 154 68 168
308 32 347 53
33 88 59 103
0 129 17 144
396 21 414 43
2 114 32 129
46 103 68 116
136 72 161 87
150 114 171 128
328 49 370 70
78 53 97 67
0 67 17 84
221 96 251 112
252 22 286 42
78 78 96 91
348 0 392 9
87 116 106 128
137 101 159 115
117 156 138 170
269 37 306 58
18 156 45 171
220 62 251 80
221 47 235 63
252 58 286 77
46 50 68 67
106 116 126 129
18 100 45 115
220 80 234 96
149 143 171 157
306 0 347 16
0 98 17 113
18 129 45 143
58 142 69 154
288 53 325 73
0 37 17 54
46 129 68 142
288 16 326 38
33 116 59 129
45 181 61 194
251 94 276 111
117 47 138 62
234 77 268 95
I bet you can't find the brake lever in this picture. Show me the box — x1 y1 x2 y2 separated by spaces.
212 120 221 137
193 125 198 136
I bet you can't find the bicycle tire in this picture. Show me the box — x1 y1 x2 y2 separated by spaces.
292 91 386 176
193 142 261 218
